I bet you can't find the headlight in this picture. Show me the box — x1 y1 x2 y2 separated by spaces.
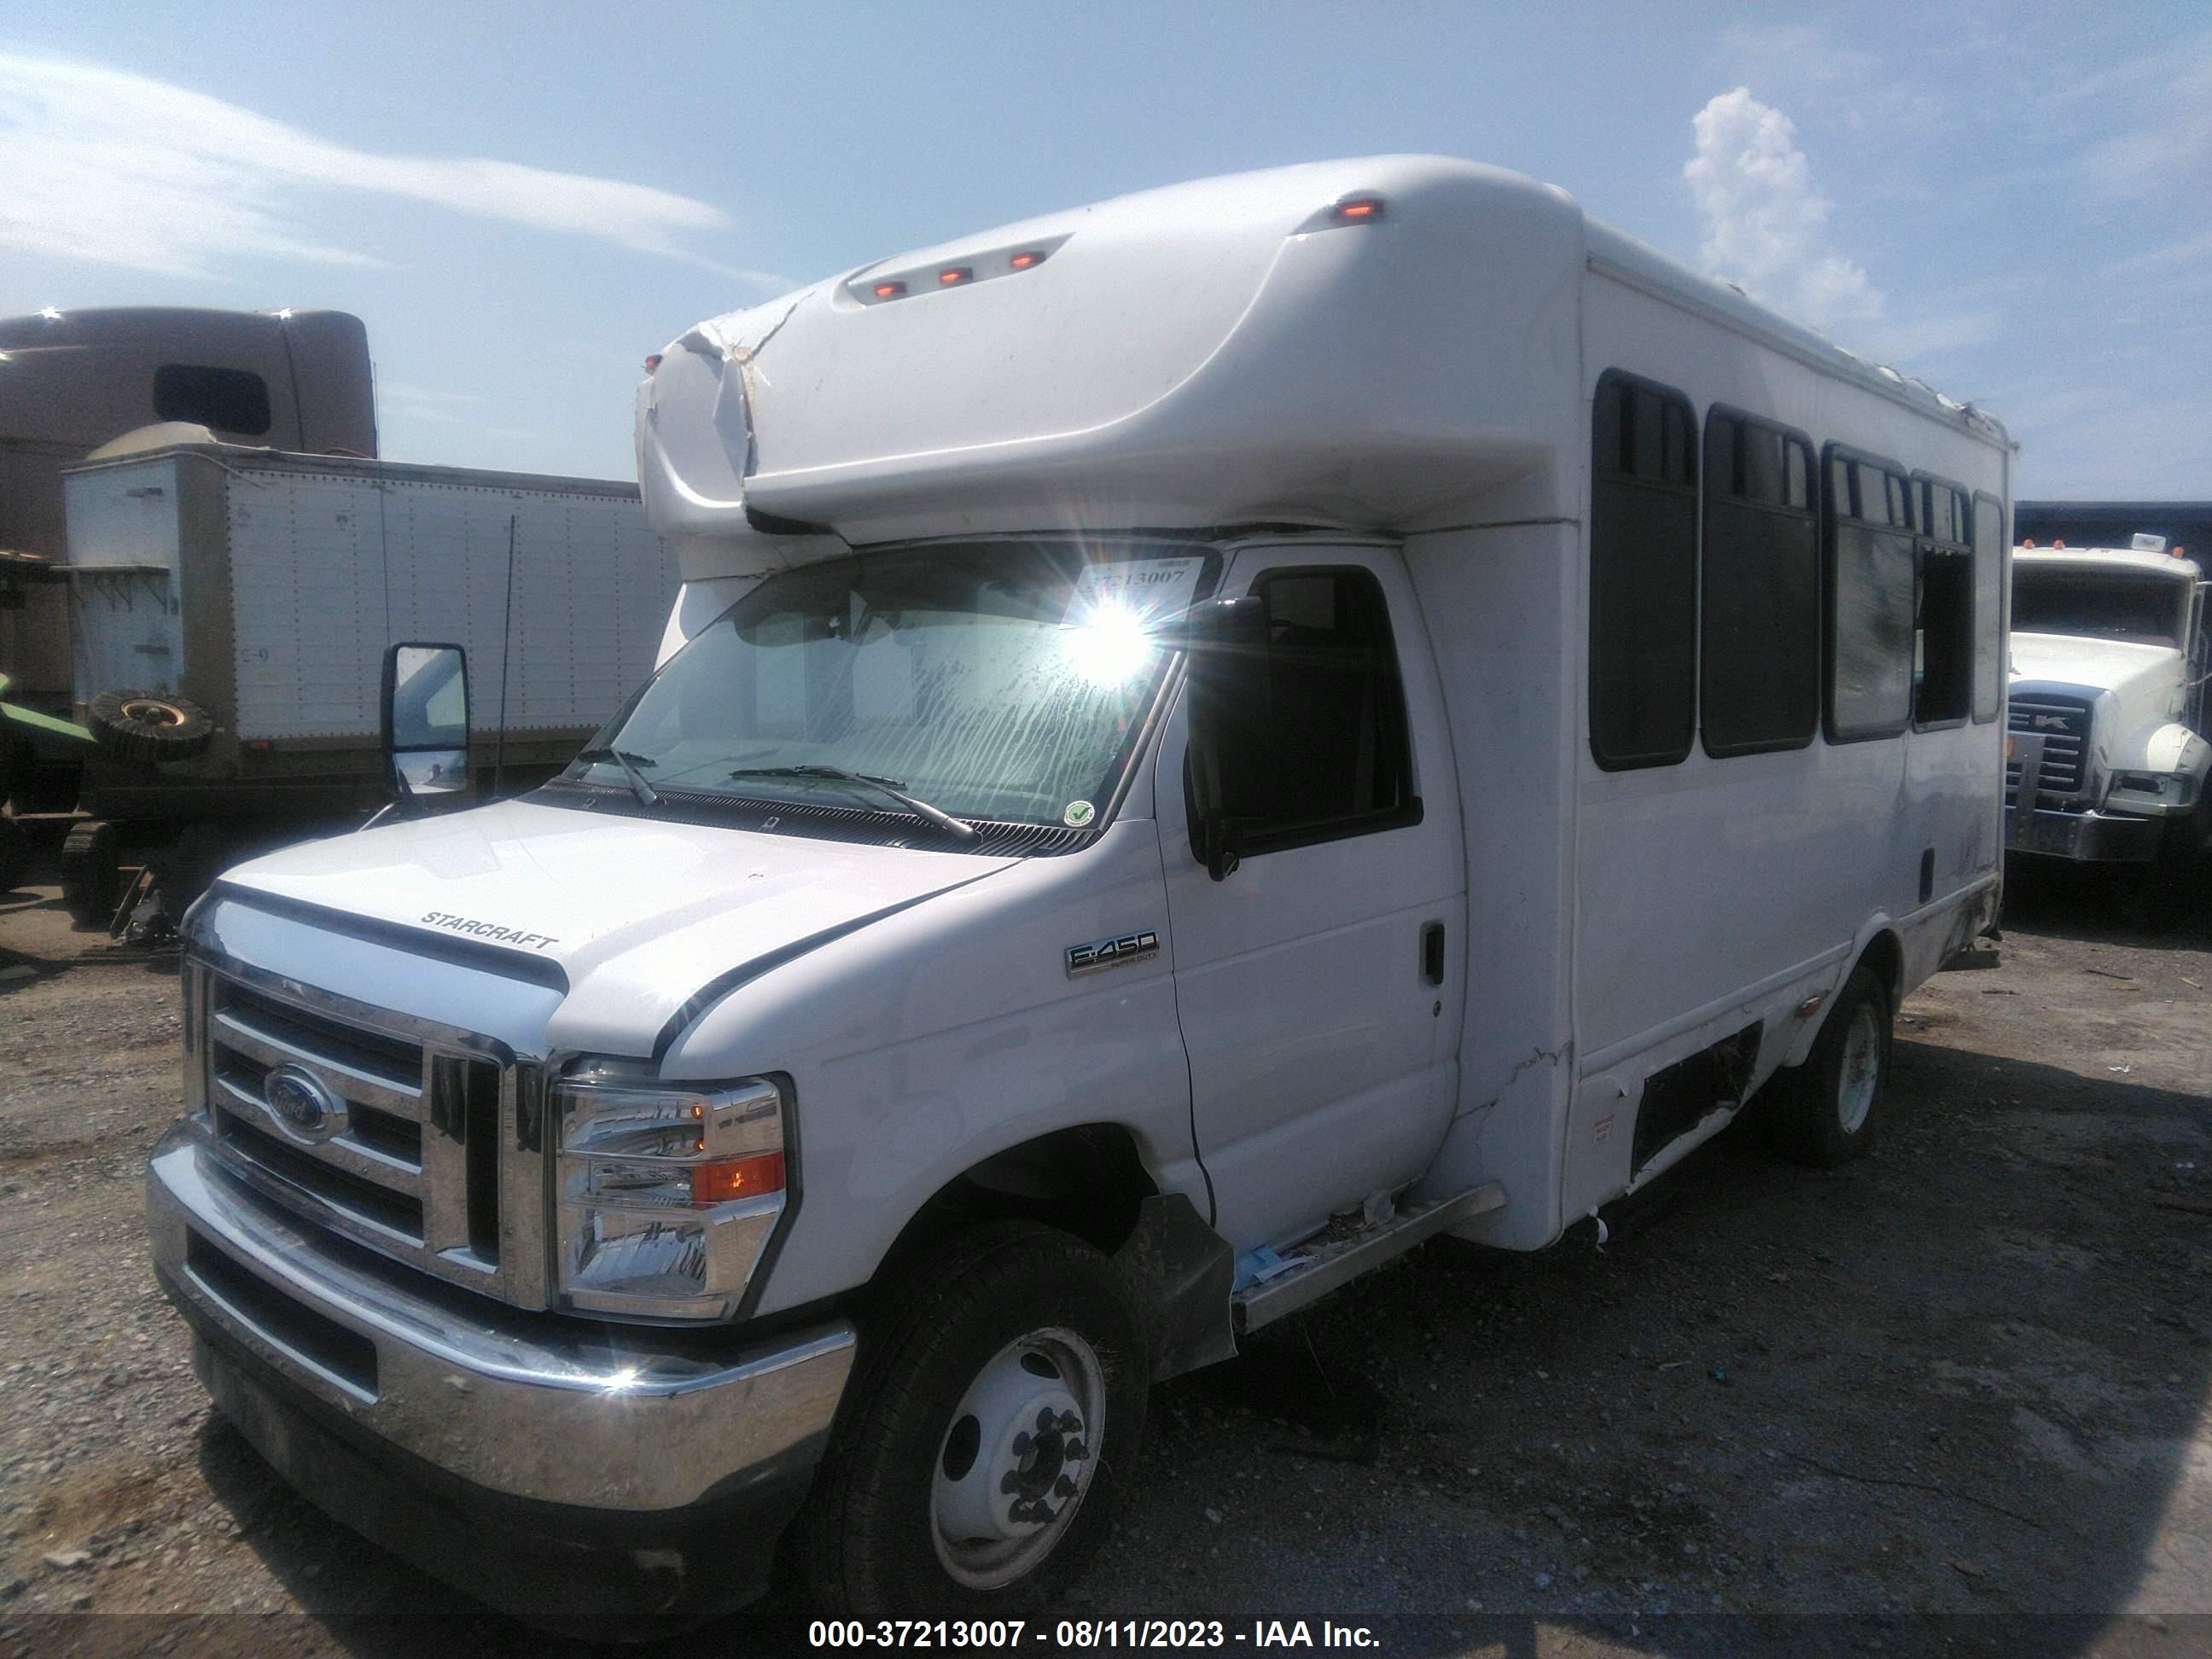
551 1064 787 1321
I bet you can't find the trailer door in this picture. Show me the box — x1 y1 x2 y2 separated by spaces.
1156 544 1463 1253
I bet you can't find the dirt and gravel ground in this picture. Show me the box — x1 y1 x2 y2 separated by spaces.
1 830 2208 1657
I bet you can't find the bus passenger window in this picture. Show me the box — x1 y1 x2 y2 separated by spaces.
1702 410 1818 756
1912 478 1973 728
1589 371 1697 770
1825 447 1915 741
1970 493 2005 723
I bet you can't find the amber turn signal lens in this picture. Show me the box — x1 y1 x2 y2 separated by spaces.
690 1150 786 1206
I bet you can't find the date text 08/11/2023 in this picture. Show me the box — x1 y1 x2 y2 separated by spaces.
806 1619 1382 1650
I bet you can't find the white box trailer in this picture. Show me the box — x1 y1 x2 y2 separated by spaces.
61 438 676 823
145 157 2011 1623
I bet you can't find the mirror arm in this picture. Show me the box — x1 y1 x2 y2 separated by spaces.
1205 818 1243 882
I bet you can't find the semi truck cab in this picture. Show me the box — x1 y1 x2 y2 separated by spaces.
2005 538 2212 861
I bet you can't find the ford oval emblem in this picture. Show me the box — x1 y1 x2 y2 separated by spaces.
261 1064 347 1147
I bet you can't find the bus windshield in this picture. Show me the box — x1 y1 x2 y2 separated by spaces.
2011 568 2186 649
561 541 1208 831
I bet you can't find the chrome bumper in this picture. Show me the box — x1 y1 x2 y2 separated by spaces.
2003 804 2162 863
148 1124 854 1514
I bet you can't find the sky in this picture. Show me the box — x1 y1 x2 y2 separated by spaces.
3 2 2207 498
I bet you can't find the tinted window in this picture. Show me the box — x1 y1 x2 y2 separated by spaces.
1221 568 1415 843
1703 410 1819 755
1826 446 1915 740
154 364 272 436
1590 372 1697 769
1913 476 1974 727
1970 494 2005 722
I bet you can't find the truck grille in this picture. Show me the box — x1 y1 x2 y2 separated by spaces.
2005 698 2090 800
200 972 515 1294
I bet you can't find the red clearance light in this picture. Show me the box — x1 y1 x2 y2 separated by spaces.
1331 196 1386 224
2052 538 2066 549
873 280 906 299
643 353 662 374
1009 250 1043 270
2021 538 2036 548
938 266 973 286
2177 546 2190 559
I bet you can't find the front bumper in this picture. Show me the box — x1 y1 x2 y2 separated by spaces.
2003 804 2163 863
148 1126 854 1621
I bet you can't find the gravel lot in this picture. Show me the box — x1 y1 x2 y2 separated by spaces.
1 834 2208 1658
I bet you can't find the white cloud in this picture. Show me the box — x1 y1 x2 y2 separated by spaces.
1685 87 1884 336
0 53 765 280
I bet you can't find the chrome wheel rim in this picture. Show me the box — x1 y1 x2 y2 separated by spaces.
1837 1005 1882 1136
931 1328 1105 1590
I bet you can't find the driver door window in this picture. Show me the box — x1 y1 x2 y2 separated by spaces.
1212 568 1420 855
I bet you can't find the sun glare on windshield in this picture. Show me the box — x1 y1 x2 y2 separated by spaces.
1061 602 1158 687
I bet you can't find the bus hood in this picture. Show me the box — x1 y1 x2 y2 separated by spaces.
214 798 1016 1056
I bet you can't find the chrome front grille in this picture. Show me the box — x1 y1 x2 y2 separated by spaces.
2005 698 2090 800
192 965 541 1307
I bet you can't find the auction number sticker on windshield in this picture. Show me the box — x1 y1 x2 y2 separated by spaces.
1067 557 1206 626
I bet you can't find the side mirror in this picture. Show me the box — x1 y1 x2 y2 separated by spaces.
381 642 474 812
1182 594 1272 882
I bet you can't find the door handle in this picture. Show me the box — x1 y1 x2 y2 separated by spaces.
1420 920 1446 985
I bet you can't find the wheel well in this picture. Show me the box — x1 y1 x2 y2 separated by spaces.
1858 930 1904 1012
879 1126 1161 1276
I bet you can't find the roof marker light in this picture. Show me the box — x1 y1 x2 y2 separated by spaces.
938 266 973 286
643 353 662 374
1010 250 1044 270
873 280 906 300
1330 196 1386 224
2052 538 2066 549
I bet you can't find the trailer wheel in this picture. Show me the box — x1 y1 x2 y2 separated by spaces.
1768 964 1890 1168
60 821 119 928
0 815 27 895
89 690 214 765
799 1220 1149 1618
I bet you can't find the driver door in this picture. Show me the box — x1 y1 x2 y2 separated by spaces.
1155 544 1464 1253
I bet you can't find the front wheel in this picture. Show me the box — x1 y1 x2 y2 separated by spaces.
1767 964 1892 1167
799 1221 1150 1618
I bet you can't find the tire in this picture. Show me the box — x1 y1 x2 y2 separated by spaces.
88 690 214 765
60 820 119 928
1767 964 1892 1168
0 815 27 895
799 1221 1150 1619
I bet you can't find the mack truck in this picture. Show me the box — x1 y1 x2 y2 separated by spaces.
145 156 2010 1625
2005 535 2212 864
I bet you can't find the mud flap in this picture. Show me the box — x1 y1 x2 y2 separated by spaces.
1112 1193 1237 1382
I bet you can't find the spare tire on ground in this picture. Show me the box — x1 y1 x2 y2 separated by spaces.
89 690 214 765
0 814 28 896
61 820 119 928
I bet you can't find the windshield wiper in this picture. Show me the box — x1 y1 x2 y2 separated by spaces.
726 765 981 847
573 747 661 806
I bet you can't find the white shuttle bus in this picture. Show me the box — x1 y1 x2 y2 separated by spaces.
146 158 2011 1624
